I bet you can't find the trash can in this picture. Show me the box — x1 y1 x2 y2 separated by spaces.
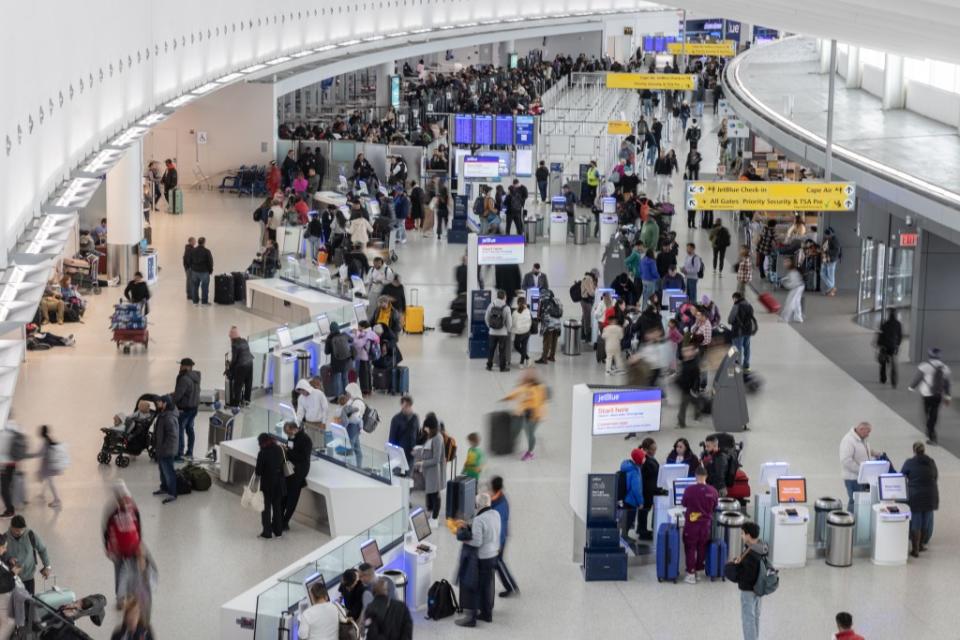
524 217 538 244
562 319 582 355
712 497 741 540
814 497 843 549
573 217 589 245
717 511 747 562
382 569 408 603
295 349 311 384
825 510 855 567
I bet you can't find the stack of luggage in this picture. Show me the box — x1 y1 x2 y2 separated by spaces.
439 293 467 336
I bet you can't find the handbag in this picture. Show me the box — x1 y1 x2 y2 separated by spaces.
281 446 295 478
334 602 360 640
240 475 264 512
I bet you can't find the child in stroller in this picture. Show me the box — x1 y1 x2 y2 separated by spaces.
97 394 158 468
19 591 107 640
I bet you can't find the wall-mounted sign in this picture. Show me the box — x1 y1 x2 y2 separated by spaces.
667 41 736 57
196 131 208 145
899 232 918 248
607 120 632 135
685 181 857 211
726 118 750 138
606 73 696 91
477 235 525 265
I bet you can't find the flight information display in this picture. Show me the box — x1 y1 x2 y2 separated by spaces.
515 115 535 145
495 116 514 145
474 115 494 145
454 114 473 145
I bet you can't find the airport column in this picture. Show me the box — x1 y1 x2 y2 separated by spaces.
910 230 960 362
845 46 861 89
881 54 905 109
824 40 837 180
106 139 144 284
376 62 395 109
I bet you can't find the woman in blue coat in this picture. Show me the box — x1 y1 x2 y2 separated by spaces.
618 448 645 540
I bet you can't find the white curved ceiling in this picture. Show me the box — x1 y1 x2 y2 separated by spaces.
670 0 960 65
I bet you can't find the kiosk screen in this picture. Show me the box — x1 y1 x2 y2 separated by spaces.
878 474 907 501
304 573 327 604
276 327 293 349
410 507 432 541
316 314 331 338
360 539 383 569
776 477 807 503
673 478 695 505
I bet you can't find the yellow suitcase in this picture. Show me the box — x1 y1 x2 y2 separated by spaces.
404 288 424 334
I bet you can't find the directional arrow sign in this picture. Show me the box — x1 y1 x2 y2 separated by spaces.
684 181 857 211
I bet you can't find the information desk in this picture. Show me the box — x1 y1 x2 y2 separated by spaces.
245 277 353 324
219 437 401 538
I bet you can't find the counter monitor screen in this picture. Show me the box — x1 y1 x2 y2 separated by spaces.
276 326 293 349
360 539 383 570
316 314 331 338
776 476 807 504
304 573 327 605
673 478 695 506
352 301 367 324
410 507 432 542
878 473 907 501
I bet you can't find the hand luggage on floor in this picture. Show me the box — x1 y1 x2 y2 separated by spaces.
209 410 235 449
656 521 681 583
427 579 460 620
358 360 372 395
198 389 219 410
404 288 425 334
169 187 184 214
705 539 728 580
758 292 781 313
231 271 247 302
320 365 343 398
440 315 465 335
214 274 235 304
445 475 477 520
392 366 409 395
487 411 516 456
373 368 392 393
182 463 212 491
175 470 193 495
405 217 415 230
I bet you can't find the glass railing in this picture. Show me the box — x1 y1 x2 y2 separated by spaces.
238 404 392 485
278 256 347 298
253 508 407 639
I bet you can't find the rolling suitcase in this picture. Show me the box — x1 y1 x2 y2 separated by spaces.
373 368 392 393
320 365 343 398
705 539 728 581
405 288 425 334
487 411 516 456
169 187 184 214
358 360 372 395
231 271 247 302
439 315 465 335
214 274 235 304
656 521 681 583
445 475 477 521
392 366 410 395
757 292 781 314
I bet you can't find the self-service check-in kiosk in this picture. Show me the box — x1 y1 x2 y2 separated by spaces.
770 476 810 569
854 460 890 547
668 478 695 529
753 462 790 544
403 507 437 610
652 464 689 552
599 197 618 246
550 197 568 245
872 473 911 566
271 326 299 397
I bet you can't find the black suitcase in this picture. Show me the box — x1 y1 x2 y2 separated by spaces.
445 475 477 521
373 368 392 393
358 360 372 395
440 316 465 335
487 411 516 456
231 271 247 302
214 274 235 304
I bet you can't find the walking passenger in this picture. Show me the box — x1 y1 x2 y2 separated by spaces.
876 309 903 387
820 227 841 296
512 297 532 368
731 522 766 640
681 466 719 584
779 258 805 323
833 612 865 640
908 348 951 445
502 369 548 461
682 243 703 303
490 476 520 598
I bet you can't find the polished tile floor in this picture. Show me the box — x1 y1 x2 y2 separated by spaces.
9 110 958 639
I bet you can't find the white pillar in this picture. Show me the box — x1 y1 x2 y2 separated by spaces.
882 53 905 109
376 61 394 108
498 40 515 68
845 46 861 89
819 40 831 74
106 139 144 281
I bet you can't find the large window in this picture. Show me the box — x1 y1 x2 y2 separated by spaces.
860 48 885 69
904 56 960 94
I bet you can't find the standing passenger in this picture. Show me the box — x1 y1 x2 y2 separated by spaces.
681 465 719 584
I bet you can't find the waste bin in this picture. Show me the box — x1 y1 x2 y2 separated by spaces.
524 217 538 244
814 497 843 549
573 217 589 245
562 319 582 355
717 511 746 562
535 213 545 237
712 497 742 539
825 510 855 567
383 569 408 603
295 349 311 384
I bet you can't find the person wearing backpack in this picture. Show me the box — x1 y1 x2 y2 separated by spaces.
362 577 413 640
709 219 731 275
909 348 952 445
6 515 52 594
484 290 513 373
324 322 355 397
729 521 769 640
337 384 366 469
681 243 704 304
505 180 527 236
728 292 757 371
535 289 564 364
617 448 645 541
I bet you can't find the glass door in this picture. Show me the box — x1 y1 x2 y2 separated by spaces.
874 243 887 311
857 239 876 314
885 246 914 308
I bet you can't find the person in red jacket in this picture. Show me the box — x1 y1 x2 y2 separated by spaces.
833 612 865 640
266 161 282 196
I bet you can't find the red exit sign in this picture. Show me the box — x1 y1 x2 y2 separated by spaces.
899 232 918 247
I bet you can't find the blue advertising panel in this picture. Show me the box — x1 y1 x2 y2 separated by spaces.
495 115 514 145
591 389 662 435
454 114 473 145
515 115 535 145
474 115 494 145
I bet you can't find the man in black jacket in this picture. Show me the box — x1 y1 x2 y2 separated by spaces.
877 309 902 387
362 577 413 640
702 434 732 496
675 345 702 428
188 237 214 305
152 396 180 504
254 433 286 539
123 272 151 315
733 522 766 640
227 326 254 407
728 292 756 371
171 358 201 461
637 438 662 540
281 421 313 531
388 396 420 469
182 237 196 301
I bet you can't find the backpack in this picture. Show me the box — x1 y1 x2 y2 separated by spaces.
509 189 525 212
9 431 27 462
473 196 485 218
331 333 353 361
362 405 380 434
569 280 583 303
488 305 506 330
427 579 460 619
696 256 704 279
615 470 628 502
548 299 563 319
253 207 263 223
931 364 947 397
47 443 70 474
723 450 741 489
689 127 701 143
106 509 141 558
753 553 780 596
442 432 458 463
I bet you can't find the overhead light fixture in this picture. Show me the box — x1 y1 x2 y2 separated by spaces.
339 39 361 46
387 31 409 37
83 148 124 174
191 82 220 95
137 112 168 127
241 63 268 73
505 17 524 23
410 28 432 34
165 95 197 108
574 11 591 16
216 72 245 83
54 177 100 208
363 35 384 42
314 44 336 52
439 25 455 30
291 50 313 58
266 56 292 65
480 19 500 25
110 126 147 148
460 22 478 27
554 13 571 18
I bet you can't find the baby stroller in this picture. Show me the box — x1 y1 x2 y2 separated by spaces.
97 393 158 468
20 589 107 640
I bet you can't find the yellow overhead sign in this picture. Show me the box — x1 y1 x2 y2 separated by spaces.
685 181 857 211
667 41 737 57
607 120 632 135
606 73 696 91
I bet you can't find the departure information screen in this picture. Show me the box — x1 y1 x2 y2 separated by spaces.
495 116 514 145
474 115 493 145
454 114 473 145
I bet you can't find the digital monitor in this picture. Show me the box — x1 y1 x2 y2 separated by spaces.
596 287 618 300
352 301 367 323
275 326 293 349
366 200 381 217
662 288 684 311
673 478 695 506
525 287 540 316
454 114 473 145
759 462 790 488
668 293 688 313
477 235 525 265
515 115 535 145
592 389 662 436
304 573 327 604
495 116 514 145
474 115 493 145
657 463 690 490
410 507 432 541
316 313 331 338
351 276 367 298
384 442 409 474
878 473 907 501
776 476 807 504
360 539 383 570
857 460 891 487
463 156 500 179
389 75 401 109
515 149 533 177
509 53 518 69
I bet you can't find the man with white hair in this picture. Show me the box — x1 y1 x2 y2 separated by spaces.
455 493 501 627
839 422 877 511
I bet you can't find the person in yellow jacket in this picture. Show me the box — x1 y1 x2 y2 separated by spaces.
585 160 600 206
502 369 548 461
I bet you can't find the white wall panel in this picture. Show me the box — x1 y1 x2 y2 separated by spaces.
861 63 885 98
906 81 960 128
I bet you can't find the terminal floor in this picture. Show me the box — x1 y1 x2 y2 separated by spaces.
10 132 959 639
739 36 960 191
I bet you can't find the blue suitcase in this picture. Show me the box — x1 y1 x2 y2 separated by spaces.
705 539 728 581
656 522 680 583
391 365 409 395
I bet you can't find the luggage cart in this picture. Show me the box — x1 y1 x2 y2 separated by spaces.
63 254 101 295
110 302 148 354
